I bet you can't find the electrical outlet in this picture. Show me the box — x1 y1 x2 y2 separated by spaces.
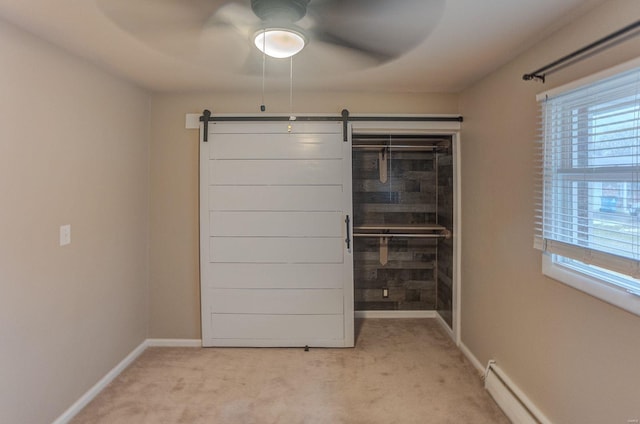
382 288 389 298
59 224 71 246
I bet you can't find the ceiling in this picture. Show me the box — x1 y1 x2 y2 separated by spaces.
0 0 607 93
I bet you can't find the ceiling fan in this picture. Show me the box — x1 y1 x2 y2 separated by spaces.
97 0 445 76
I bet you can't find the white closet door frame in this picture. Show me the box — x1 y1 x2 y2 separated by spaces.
350 119 462 345
199 118 353 348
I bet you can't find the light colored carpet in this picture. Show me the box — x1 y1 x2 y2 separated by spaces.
70 319 509 423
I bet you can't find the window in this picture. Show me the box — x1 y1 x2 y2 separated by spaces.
535 59 640 316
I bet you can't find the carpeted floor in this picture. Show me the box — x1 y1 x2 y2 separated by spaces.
70 319 509 423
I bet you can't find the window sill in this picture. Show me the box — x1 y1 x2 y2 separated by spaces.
542 253 640 317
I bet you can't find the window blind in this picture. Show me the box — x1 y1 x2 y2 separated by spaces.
535 65 640 282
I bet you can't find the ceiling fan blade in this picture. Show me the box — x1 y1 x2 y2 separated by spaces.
307 0 446 59
96 0 252 70
311 30 393 63
96 0 231 34
211 2 261 33
294 39 381 74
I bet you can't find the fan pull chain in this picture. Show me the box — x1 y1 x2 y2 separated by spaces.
288 56 296 133
260 28 266 112
289 56 293 114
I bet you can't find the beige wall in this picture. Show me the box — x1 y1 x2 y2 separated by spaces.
6 0 639 421
459 0 640 422
0 19 150 424
148 91 459 338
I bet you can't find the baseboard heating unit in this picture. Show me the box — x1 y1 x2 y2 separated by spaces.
484 361 551 424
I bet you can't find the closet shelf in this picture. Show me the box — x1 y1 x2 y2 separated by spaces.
353 224 451 239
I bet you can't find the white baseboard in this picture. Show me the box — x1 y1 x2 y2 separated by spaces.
355 310 437 319
458 342 485 376
52 338 202 424
146 338 202 347
434 313 455 340
51 340 148 424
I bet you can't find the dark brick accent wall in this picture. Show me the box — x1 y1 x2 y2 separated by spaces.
353 148 453 312
353 151 437 225
354 237 437 310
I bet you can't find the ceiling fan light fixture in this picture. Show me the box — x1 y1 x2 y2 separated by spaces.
254 27 306 59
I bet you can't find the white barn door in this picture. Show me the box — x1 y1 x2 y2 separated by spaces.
200 120 354 347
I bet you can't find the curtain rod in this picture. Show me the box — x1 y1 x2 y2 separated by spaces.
523 19 640 83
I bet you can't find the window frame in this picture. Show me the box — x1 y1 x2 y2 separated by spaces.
537 57 640 317
543 254 640 315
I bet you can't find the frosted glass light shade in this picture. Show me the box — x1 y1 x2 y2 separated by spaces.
254 28 306 59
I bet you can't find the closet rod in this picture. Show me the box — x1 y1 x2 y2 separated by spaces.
354 225 446 231
353 233 448 239
352 144 442 151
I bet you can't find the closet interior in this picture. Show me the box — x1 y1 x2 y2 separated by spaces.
352 133 454 327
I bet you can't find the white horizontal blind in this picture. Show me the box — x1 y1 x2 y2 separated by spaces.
535 65 640 286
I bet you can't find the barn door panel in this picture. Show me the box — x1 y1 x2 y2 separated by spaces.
200 120 353 347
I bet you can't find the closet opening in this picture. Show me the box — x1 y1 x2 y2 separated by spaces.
352 132 456 331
